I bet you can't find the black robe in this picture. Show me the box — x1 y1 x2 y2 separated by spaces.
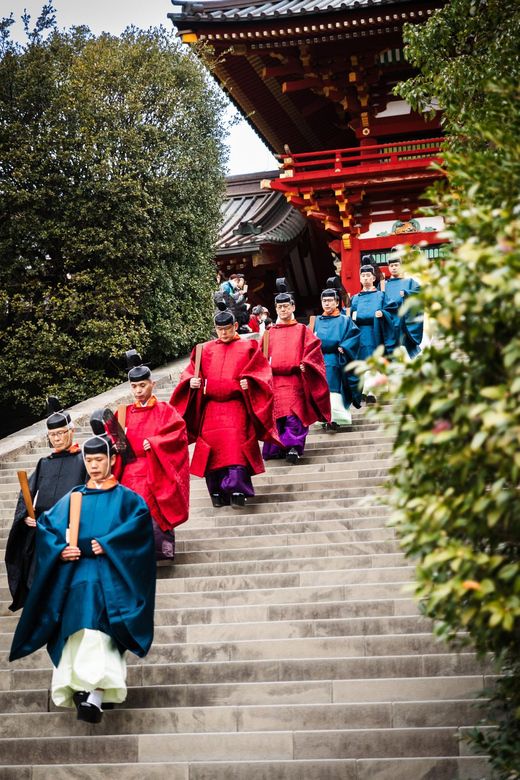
5 449 86 611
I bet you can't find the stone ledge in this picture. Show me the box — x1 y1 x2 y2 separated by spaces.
0 355 190 464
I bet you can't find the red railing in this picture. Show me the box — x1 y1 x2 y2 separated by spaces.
279 138 444 178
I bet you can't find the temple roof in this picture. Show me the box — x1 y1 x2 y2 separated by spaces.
171 0 408 23
217 171 306 255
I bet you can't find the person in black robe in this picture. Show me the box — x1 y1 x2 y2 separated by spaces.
5 397 86 611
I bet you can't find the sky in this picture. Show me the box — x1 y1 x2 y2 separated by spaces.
3 0 278 176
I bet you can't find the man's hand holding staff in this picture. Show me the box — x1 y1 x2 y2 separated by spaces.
190 343 203 389
61 492 82 562
17 471 37 527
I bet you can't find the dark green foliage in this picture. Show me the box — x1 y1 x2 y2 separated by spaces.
0 7 227 421
355 1 520 775
467 668 520 779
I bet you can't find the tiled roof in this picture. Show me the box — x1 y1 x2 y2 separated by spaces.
170 0 405 22
217 171 306 253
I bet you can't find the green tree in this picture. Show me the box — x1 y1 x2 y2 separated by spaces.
357 1 520 775
0 6 227 424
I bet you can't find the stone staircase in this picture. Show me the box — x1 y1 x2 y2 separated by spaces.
0 384 491 778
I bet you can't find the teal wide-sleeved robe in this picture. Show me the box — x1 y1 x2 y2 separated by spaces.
350 289 400 360
383 277 423 358
10 482 156 667
314 314 362 409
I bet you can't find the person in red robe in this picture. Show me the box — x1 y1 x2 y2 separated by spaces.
170 311 279 509
262 288 331 464
114 351 190 560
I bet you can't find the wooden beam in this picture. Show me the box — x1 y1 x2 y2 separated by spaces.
283 78 323 93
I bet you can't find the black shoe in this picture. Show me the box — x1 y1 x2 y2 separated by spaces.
366 393 377 405
211 492 225 508
285 449 299 464
230 492 245 509
326 422 339 432
73 691 89 709
77 701 103 724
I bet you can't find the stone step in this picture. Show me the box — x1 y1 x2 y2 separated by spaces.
175 526 393 553
0 516 392 544
6 437 392 462
1 565 416 625
0 560 416 597
188 496 389 520
0 614 433 652
0 675 492 713
0 457 393 484
5 652 490 692
159 570 413 601
174 516 393 541
0 596 417 630
164 547 401 579
172 533 397 563
0 474 388 503
152 595 420 626
0 462 391 490
0 504 391 533
0 698 482 739
0 726 477 765
6 631 466 672
0 757 491 779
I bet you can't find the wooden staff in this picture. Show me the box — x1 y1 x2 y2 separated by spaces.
17 471 35 520
262 329 270 359
380 277 386 292
117 404 127 431
68 492 83 548
308 315 316 331
346 307 351 317
194 343 203 379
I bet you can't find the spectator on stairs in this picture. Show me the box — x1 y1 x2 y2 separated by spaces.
249 305 267 335
262 281 331 465
5 396 86 612
170 310 280 509
114 351 190 562
9 423 156 725
314 286 363 430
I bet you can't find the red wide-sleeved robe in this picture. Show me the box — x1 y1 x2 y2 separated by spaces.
264 322 331 425
115 399 190 531
170 338 280 478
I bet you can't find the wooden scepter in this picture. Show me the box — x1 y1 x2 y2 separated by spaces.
194 343 202 379
68 492 83 548
17 471 35 520
193 343 204 393
262 329 270 360
117 404 127 432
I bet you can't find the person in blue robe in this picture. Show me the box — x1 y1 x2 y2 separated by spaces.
382 253 423 358
9 424 156 724
350 260 400 402
314 287 362 429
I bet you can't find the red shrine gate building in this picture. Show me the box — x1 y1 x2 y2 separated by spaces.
170 0 448 306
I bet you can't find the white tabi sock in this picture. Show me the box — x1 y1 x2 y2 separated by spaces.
86 690 103 709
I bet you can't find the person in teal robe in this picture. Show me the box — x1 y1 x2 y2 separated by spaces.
9 426 156 724
382 253 423 358
314 287 362 428
350 261 400 402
